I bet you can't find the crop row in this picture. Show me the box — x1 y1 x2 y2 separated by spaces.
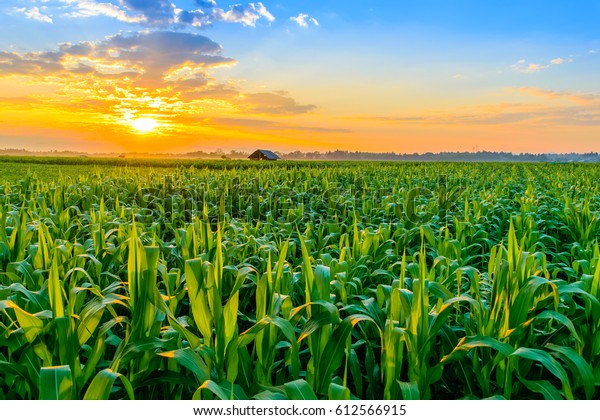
1 162 599 399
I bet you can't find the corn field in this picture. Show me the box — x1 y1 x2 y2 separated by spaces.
1 160 600 400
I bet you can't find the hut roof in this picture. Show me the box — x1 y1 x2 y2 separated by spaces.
248 149 281 160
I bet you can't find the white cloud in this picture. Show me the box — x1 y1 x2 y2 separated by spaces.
214 3 275 27
62 1 146 24
511 57 573 73
0 30 234 84
526 63 543 72
55 1 275 28
290 13 319 28
14 7 54 24
119 0 177 25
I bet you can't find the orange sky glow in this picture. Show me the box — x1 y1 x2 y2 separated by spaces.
1 2 599 154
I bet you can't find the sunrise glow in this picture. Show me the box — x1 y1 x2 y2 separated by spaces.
0 2 599 154
130 118 159 134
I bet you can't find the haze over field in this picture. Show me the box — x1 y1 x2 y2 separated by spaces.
0 1 599 154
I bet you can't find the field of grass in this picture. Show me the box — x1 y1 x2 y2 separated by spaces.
1 159 600 400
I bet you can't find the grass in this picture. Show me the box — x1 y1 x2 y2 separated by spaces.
0 159 599 400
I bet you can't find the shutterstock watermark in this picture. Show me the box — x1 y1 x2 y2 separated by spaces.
132 174 463 226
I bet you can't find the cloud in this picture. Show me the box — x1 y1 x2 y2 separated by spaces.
0 50 64 75
56 0 275 28
0 29 315 138
369 110 541 126
208 117 350 133
511 57 573 73
214 3 274 26
359 88 600 127
14 7 54 23
0 31 232 82
62 1 146 24
176 9 212 28
236 92 316 115
290 13 319 28
195 1 217 7
0 96 45 111
514 87 599 106
119 0 176 25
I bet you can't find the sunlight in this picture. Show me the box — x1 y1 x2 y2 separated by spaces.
130 117 158 134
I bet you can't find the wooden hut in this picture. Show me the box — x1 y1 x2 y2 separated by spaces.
248 149 281 161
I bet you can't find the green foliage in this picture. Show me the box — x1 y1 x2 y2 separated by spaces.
1 160 600 400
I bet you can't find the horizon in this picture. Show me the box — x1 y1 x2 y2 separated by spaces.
2 147 600 158
1 1 600 153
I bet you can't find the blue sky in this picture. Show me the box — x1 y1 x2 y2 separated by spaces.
0 1 599 153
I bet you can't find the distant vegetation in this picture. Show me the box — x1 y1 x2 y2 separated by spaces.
280 150 600 162
1 148 600 162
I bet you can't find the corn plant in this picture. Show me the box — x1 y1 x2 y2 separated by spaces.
1 160 600 400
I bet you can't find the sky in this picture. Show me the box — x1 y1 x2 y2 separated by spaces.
0 1 599 154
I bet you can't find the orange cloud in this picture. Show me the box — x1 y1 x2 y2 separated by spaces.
514 87 599 106
0 30 318 151
353 87 600 128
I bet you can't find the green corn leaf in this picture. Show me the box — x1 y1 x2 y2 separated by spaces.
398 381 420 400
546 344 594 399
40 366 73 400
77 302 105 346
253 390 288 400
317 314 380 395
284 379 317 400
84 369 135 400
12 305 44 343
441 336 514 365
518 378 563 400
158 348 210 385
48 253 65 319
328 383 351 400
510 347 573 400
195 380 248 400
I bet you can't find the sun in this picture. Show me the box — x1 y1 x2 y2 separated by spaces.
130 117 158 133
